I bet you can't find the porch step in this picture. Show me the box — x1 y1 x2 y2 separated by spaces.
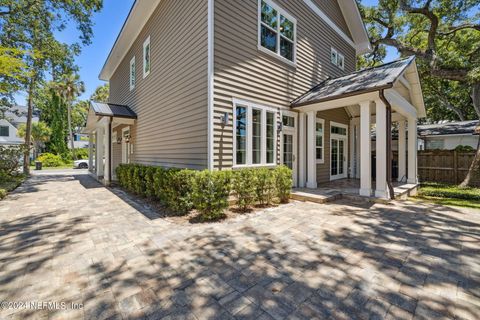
291 189 342 204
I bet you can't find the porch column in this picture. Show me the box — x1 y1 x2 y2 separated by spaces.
88 133 93 172
359 101 371 197
298 113 306 188
375 99 389 199
104 120 111 183
397 119 406 182
96 127 104 177
306 110 317 189
407 117 417 184
349 121 355 178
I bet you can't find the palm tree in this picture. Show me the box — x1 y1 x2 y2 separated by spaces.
52 73 85 160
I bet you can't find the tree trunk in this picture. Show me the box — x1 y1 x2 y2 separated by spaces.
22 79 35 175
459 82 480 187
67 103 76 161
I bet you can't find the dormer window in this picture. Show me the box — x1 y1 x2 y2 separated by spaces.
258 0 296 64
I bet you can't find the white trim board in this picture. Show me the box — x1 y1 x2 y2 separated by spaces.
207 0 214 170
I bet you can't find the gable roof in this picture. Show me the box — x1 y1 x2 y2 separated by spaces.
99 0 370 81
291 56 416 107
418 120 480 137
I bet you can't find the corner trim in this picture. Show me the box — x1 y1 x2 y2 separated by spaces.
207 0 214 170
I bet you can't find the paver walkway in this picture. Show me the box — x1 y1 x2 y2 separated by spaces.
0 171 479 320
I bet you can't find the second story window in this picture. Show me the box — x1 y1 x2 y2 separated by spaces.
0 125 8 137
143 36 151 78
331 48 344 70
129 56 136 90
259 0 296 63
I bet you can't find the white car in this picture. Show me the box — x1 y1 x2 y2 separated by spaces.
73 159 89 169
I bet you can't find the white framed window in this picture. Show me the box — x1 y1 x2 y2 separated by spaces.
258 0 297 65
316 118 325 163
143 36 151 78
331 47 344 70
0 125 9 137
129 56 136 90
233 99 277 167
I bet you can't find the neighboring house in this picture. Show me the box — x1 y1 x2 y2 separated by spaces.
86 0 426 199
1 106 40 146
68 133 90 149
418 120 479 150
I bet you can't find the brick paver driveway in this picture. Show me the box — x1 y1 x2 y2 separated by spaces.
0 171 479 320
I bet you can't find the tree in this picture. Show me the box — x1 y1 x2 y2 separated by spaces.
359 0 480 186
0 0 102 174
91 83 109 103
17 121 51 159
51 73 85 160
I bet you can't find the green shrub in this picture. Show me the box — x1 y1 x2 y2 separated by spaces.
133 165 147 196
0 145 25 175
74 148 89 160
254 168 276 206
232 169 256 211
454 145 475 152
274 165 293 203
165 169 196 214
0 189 6 199
37 153 64 167
419 183 480 201
153 167 168 202
192 170 232 220
144 166 157 198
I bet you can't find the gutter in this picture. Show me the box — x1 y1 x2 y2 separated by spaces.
379 90 395 200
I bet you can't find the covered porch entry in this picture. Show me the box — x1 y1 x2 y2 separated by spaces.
289 57 426 200
85 101 137 186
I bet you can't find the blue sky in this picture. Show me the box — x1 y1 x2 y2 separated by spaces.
15 0 398 105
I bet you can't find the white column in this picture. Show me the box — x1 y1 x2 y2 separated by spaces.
359 101 371 196
375 99 389 199
349 121 355 178
298 113 306 188
306 111 317 189
397 119 406 182
96 127 104 177
355 124 360 179
104 122 111 183
407 117 417 184
88 133 93 172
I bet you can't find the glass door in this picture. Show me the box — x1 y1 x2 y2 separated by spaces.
281 112 297 186
330 137 347 180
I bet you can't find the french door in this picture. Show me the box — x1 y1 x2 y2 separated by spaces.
330 122 348 180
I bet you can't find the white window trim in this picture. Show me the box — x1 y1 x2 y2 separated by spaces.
232 98 278 168
257 0 297 67
330 121 348 137
143 36 151 79
331 47 345 70
316 118 325 164
129 56 136 91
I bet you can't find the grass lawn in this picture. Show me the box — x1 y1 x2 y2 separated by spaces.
0 174 26 199
413 182 480 209
30 162 74 170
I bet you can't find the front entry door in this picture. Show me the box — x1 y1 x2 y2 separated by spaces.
122 127 131 164
281 112 298 186
330 122 348 180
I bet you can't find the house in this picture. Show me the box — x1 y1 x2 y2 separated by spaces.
0 106 39 146
417 120 479 150
86 0 426 200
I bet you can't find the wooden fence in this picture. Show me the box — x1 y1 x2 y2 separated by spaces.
417 150 479 186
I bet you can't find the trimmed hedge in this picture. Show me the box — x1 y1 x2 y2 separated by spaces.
116 164 292 221
36 153 64 167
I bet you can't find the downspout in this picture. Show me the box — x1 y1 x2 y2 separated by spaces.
380 90 395 199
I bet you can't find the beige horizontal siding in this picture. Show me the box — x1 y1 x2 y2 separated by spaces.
312 0 352 39
213 0 356 169
109 0 209 170
316 108 350 184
